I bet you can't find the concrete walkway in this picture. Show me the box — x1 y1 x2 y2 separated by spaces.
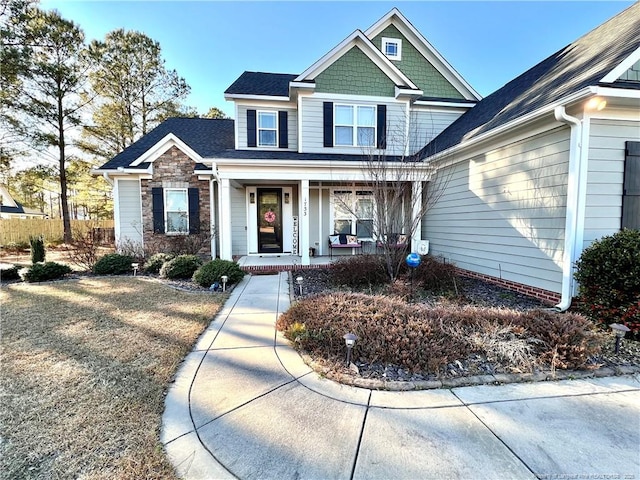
162 273 640 480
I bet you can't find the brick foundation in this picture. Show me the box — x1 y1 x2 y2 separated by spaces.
456 268 561 306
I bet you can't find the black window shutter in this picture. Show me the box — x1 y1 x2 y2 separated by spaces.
323 102 333 147
622 141 640 230
278 111 288 149
377 104 387 149
152 187 164 234
188 188 200 234
247 109 257 147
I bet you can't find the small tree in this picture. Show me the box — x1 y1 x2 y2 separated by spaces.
29 234 45 263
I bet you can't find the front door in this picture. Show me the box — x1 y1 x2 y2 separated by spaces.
257 188 283 253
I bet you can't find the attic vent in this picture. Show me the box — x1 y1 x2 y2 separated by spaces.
382 37 402 61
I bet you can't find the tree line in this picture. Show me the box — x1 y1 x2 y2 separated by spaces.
0 0 226 241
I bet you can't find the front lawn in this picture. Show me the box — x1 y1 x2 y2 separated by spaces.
0 277 224 479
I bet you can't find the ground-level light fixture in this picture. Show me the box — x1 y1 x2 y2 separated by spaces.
296 276 304 295
221 275 229 292
609 323 630 354
131 263 139 276
343 332 357 366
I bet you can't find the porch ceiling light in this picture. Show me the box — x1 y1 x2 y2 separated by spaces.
585 97 606 112
609 323 630 354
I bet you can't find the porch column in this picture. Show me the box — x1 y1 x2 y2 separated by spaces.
411 181 423 253
219 178 232 261
209 178 217 259
300 179 310 265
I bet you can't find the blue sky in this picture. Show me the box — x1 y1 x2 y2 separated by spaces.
41 1 634 118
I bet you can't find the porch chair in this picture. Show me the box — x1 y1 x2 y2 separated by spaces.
328 234 362 258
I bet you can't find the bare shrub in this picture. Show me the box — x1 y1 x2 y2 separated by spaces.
412 254 459 293
330 255 389 290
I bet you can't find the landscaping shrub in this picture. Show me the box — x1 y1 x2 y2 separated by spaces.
20 262 72 282
413 254 459 293
29 235 46 263
330 255 389 289
160 254 202 279
1 264 20 281
192 259 245 287
143 253 175 274
574 229 640 334
68 230 100 271
3 241 29 254
277 293 602 374
93 253 134 275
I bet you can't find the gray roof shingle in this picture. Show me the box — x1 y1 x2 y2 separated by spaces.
420 2 640 158
97 118 235 170
224 71 299 97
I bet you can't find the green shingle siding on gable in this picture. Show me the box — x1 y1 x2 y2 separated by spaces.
620 60 640 82
314 46 396 97
373 25 463 99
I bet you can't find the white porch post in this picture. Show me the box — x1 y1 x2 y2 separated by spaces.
219 178 232 261
209 178 217 259
300 179 310 265
411 181 423 253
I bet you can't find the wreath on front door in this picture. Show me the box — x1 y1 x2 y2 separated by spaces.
264 211 276 223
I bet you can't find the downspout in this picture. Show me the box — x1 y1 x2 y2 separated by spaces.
102 172 114 186
553 106 582 311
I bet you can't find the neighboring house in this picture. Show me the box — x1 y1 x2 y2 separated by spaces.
95 5 640 308
0 185 47 219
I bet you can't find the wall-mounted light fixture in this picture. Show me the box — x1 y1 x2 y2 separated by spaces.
585 97 607 112
250 192 255 204
284 192 290 204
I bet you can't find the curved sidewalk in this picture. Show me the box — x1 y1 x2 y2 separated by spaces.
162 273 640 480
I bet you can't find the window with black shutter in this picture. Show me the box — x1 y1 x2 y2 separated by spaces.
278 111 288 149
377 104 387 149
622 141 640 229
247 109 257 147
152 187 164 233
188 188 200 234
323 102 333 147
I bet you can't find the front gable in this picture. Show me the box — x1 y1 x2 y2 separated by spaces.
314 46 396 97
371 24 464 99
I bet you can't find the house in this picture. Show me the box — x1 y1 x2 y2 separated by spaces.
0 185 47 219
95 5 640 308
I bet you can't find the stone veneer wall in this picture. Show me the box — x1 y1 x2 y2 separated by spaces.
141 146 211 256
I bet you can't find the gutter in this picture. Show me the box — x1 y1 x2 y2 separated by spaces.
553 105 584 311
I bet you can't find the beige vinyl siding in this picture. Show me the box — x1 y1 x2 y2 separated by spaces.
583 119 640 248
300 96 407 156
409 109 465 154
230 186 247 256
423 127 570 293
236 104 298 151
117 179 142 247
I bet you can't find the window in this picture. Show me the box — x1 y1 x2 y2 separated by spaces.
258 111 277 147
334 105 376 147
332 189 374 238
382 37 402 61
165 189 188 234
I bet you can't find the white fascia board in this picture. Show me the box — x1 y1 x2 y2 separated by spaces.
425 87 595 164
395 86 424 99
91 168 151 175
130 133 202 167
599 46 640 83
224 93 291 102
295 30 418 90
414 99 477 109
289 81 315 89
365 9 481 101
309 91 407 104
590 85 640 99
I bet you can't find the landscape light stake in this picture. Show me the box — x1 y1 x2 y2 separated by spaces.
296 276 304 296
221 275 228 292
405 252 422 303
131 263 139 276
609 323 630 354
343 333 357 367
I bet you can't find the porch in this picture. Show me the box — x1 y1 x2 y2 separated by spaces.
235 254 333 273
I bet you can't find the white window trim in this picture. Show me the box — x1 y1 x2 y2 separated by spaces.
382 37 402 61
257 110 278 147
334 104 377 148
330 188 375 240
164 188 189 235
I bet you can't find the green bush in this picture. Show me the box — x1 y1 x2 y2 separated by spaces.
160 254 202 280
93 253 134 275
574 229 640 333
413 255 459 293
277 293 601 373
20 262 72 283
192 259 245 287
0 264 20 281
330 255 389 289
29 235 46 263
143 253 175 274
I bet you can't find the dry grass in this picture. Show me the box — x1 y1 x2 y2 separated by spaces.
0 276 224 480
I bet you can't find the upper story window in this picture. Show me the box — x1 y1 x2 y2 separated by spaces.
165 188 189 234
258 111 277 147
335 104 376 147
382 37 402 61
